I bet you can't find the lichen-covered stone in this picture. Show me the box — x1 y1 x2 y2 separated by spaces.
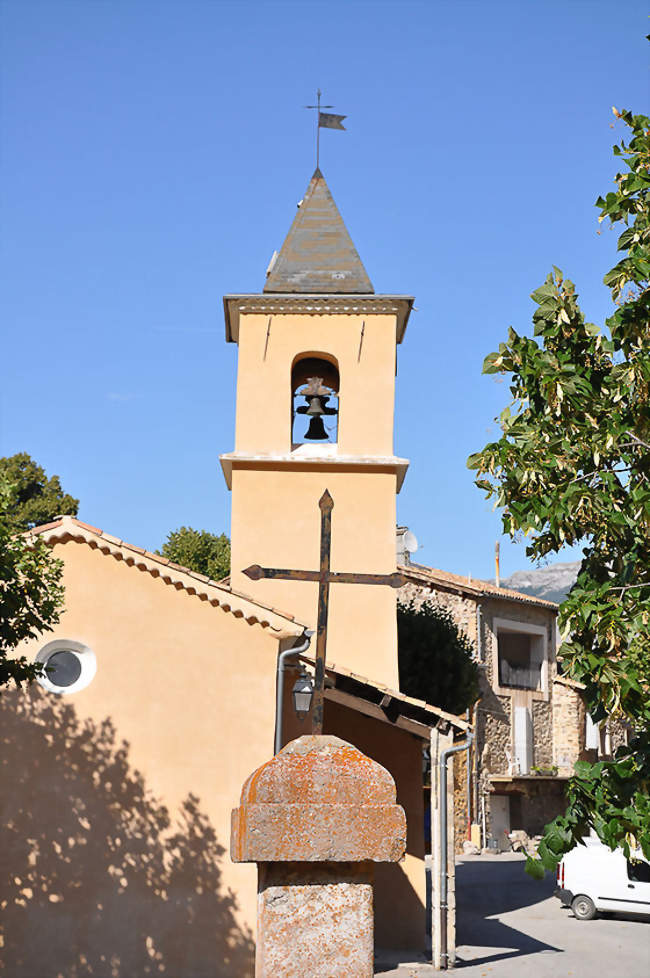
231 736 406 864
256 863 373 978
231 735 407 977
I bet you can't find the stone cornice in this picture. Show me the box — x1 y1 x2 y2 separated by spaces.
219 451 410 493
223 293 414 344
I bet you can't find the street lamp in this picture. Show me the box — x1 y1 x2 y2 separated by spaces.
292 669 314 720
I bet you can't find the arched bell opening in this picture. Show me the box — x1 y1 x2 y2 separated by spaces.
291 354 340 446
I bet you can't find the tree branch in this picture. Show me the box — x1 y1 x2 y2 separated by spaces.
627 431 650 451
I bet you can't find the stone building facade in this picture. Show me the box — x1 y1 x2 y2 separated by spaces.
398 563 607 850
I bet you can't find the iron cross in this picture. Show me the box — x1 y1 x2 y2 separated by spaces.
304 89 332 170
243 490 404 735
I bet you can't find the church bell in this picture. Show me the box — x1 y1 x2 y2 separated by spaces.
296 377 338 441
304 415 328 440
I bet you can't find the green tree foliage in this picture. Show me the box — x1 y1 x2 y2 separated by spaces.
397 600 480 715
0 453 78 531
468 107 650 874
0 479 65 689
158 527 231 581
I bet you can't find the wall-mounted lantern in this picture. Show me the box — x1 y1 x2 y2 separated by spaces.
292 668 314 719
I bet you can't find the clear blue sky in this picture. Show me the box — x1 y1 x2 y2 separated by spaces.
1 1 647 581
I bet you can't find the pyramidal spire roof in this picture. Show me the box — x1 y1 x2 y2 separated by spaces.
264 169 374 294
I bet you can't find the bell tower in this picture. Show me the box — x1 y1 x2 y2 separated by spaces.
221 169 412 687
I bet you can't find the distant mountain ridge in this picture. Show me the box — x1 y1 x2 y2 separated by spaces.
495 561 580 605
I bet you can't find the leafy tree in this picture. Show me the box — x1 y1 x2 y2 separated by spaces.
157 527 231 581
468 106 650 875
0 478 65 690
397 600 480 715
0 453 78 531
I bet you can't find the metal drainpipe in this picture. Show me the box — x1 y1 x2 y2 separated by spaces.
473 602 484 832
439 731 474 969
465 709 472 837
274 630 314 755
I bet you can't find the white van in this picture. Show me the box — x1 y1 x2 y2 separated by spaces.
555 837 650 920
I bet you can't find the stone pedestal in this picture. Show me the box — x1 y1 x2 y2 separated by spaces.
231 735 406 978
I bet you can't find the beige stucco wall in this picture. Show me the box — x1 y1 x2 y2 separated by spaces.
234 312 397 457
1 539 282 977
2 539 427 975
230 466 399 687
322 700 427 951
227 310 404 691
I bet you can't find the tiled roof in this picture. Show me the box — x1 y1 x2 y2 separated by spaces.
264 169 374 294
399 562 559 611
27 516 305 638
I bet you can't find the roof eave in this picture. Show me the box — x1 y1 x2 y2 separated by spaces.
27 516 306 638
223 293 415 345
399 563 559 611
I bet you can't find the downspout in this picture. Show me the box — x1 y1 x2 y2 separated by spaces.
473 602 484 831
465 709 472 837
440 730 474 969
274 630 313 755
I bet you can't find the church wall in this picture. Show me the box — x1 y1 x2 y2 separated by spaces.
230 465 400 689
322 699 427 952
2 539 289 977
234 312 398 457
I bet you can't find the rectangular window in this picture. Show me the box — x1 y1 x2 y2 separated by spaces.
498 630 542 690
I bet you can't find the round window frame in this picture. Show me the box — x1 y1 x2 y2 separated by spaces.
35 639 96 695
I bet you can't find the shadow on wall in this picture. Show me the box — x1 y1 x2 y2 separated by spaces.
0 690 254 978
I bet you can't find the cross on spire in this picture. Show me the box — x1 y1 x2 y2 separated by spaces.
243 490 404 736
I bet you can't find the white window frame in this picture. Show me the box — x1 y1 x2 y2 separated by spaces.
35 639 97 695
492 617 549 701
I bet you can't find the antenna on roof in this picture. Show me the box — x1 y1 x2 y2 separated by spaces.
495 541 501 588
396 527 418 565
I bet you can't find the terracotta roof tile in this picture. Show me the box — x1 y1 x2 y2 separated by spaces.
27 516 304 637
400 563 558 610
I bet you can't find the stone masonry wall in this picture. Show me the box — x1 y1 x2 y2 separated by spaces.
399 576 576 847
398 582 476 640
609 717 630 753
478 688 511 776
552 679 586 775
453 748 469 853
532 701 553 769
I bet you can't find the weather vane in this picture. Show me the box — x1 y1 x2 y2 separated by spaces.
304 89 346 170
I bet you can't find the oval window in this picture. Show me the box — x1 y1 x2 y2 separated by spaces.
35 640 96 695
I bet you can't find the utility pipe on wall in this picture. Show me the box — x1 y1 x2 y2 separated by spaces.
274 630 313 755
465 709 472 837
473 603 484 830
439 731 474 969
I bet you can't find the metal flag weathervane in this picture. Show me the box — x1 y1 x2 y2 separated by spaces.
243 490 404 736
304 89 347 170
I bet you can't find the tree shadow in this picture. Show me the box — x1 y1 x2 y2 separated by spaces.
0 690 254 977
454 857 561 967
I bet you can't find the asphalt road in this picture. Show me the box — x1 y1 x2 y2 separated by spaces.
376 853 650 978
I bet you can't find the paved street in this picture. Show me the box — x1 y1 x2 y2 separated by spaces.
376 853 650 978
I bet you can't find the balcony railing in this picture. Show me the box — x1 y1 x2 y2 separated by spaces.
498 661 541 691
